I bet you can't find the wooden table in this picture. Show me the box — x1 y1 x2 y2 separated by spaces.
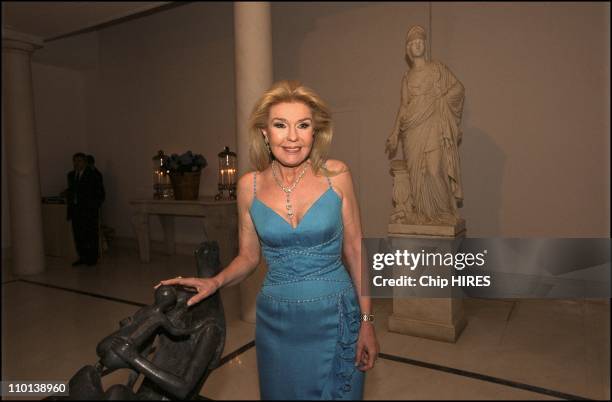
129 197 237 263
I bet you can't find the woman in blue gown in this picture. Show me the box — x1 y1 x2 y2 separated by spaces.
158 80 379 400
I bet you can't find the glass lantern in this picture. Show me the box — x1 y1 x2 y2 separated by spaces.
214 146 237 201
152 150 173 199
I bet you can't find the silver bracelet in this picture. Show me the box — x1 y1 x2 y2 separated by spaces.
360 313 374 323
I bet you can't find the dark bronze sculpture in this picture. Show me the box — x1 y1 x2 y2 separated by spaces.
52 241 226 400
96 285 206 372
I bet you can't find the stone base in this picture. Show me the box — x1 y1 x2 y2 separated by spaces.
386 233 468 342
388 313 467 343
388 218 466 237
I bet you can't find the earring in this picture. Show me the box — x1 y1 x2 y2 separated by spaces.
263 135 272 160
261 129 274 160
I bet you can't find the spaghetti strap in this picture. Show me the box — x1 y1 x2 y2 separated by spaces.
253 171 258 197
323 161 332 188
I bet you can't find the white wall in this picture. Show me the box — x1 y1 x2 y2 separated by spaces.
86 2 235 243
32 62 87 196
432 2 610 237
272 1 610 237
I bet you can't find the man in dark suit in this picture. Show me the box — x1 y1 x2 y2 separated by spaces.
67 153 104 266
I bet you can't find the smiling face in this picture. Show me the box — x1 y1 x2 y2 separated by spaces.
263 101 314 167
406 38 426 59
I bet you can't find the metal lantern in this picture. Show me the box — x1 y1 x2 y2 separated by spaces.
214 146 237 201
152 150 173 199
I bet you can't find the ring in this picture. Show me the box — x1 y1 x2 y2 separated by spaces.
177 276 182 279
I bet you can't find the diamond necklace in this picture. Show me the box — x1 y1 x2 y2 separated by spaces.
271 159 310 220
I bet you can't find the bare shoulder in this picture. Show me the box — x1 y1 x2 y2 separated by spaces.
236 171 257 207
325 159 354 200
237 171 256 190
325 159 350 175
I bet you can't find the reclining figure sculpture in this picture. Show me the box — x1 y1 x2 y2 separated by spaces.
52 241 226 400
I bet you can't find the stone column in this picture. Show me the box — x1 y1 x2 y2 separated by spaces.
233 2 273 323
2 29 46 276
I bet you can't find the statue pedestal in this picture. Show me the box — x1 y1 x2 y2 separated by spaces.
387 232 467 343
388 218 466 237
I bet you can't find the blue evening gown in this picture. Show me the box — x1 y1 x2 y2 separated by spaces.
249 171 365 400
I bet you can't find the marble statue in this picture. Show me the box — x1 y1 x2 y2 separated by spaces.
49 241 226 400
389 160 416 224
385 25 466 233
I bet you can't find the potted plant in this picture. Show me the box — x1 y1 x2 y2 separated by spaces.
163 151 207 200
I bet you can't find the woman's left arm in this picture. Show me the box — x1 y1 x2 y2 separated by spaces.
329 160 379 372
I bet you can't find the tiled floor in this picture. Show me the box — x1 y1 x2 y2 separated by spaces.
2 246 609 400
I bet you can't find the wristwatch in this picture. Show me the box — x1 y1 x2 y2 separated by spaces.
360 313 375 323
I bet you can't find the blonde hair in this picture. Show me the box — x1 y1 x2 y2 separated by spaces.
248 80 334 176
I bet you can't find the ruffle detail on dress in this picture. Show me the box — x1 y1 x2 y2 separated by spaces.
332 294 361 398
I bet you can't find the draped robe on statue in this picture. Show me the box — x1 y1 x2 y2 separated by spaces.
397 60 465 224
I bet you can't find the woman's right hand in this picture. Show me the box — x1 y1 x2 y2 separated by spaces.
154 276 221 306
